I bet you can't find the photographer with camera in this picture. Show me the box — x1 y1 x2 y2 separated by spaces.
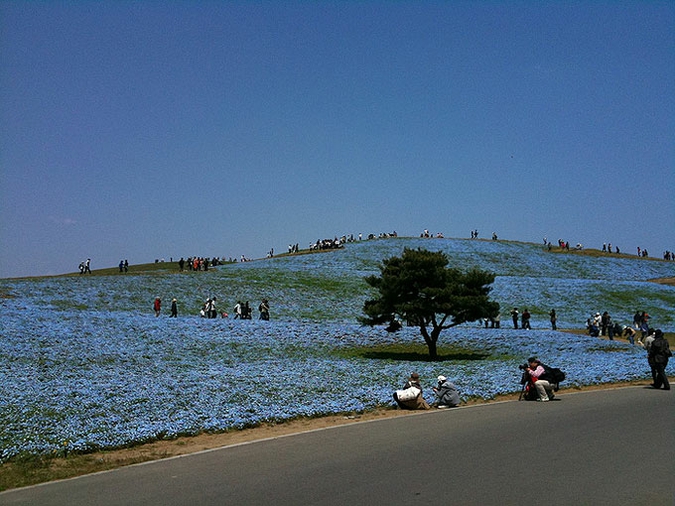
522 357 555 402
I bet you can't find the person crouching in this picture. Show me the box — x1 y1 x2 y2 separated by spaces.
393 372 430 410
433 375 460 408
525 357 555 402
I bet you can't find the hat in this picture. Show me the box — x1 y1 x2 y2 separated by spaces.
410 372 420 380
437 375 447 382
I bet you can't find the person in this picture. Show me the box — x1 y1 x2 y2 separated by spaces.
393 372 430 410
549 309 557 330
525 357 554 402
170 298 178 318
433 375 460 408
648 330 671 390
84 258 91 274
208 297 217 318
623 325 636 345
642 329 657 384
259 299 270 320
521 308 531 330
587 313 600 337
601 311 611 337
510 308 519 329
153 297 161 317
234 301 242 319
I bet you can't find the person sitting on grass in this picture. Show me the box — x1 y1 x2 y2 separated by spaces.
433 375 460 408
393 372 430 410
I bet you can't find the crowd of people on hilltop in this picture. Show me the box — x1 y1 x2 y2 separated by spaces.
177 257 234 271
310 238 343 250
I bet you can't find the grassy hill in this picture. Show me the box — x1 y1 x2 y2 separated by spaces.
0 236 673 469
6 236 672 329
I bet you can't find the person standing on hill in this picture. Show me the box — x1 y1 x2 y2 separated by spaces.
170 298 178 318
549 309 557 330
649 330 672 390
521 308 531 330
601 311 611 337
153 297 161 317
511 308 519 329
258 299 270 320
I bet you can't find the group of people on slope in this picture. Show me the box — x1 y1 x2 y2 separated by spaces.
153 297 178 318
151 297 270 320
233 300 270 320
509 307 532 329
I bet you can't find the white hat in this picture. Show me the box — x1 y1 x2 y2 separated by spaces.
437 375 447 382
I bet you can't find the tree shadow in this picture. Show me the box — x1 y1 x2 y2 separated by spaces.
359 350 490 362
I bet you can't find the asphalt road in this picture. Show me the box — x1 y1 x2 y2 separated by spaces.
1 386 673 506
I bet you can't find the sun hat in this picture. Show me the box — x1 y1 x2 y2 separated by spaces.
437 375 447 382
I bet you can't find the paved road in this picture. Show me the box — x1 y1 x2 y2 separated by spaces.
1 386 673 505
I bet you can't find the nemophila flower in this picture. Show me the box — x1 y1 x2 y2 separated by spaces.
0 237 672 461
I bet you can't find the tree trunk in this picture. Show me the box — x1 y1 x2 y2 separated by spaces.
427 340 438 360
420 324 440 360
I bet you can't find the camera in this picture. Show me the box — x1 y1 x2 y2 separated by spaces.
518 363 529 370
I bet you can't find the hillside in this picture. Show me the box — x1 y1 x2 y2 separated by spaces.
4 236 673 330
0 236 673 466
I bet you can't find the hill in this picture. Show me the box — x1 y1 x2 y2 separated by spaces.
5 236 674 329
0 236 673 468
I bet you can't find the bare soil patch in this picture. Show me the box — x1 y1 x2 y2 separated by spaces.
651 276 675 286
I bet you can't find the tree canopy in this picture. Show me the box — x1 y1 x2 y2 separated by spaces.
361 247 500 360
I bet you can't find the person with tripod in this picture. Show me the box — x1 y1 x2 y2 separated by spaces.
524 357 555 402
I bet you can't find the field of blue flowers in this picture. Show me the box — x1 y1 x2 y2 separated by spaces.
1 237 673 462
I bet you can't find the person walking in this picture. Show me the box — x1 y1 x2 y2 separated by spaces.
521 308 531 330
170 298 178 318
649 330 672 390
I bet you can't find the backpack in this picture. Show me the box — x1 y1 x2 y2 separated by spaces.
542 364 566 390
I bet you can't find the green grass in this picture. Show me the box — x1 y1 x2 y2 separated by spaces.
332 342 500 362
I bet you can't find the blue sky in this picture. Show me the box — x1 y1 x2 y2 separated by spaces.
1 1 673 278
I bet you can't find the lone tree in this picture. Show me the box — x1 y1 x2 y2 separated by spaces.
361 248 500 360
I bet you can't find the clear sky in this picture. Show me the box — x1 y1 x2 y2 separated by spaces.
1 1 673 278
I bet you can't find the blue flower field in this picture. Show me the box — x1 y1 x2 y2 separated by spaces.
1 237 673 462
